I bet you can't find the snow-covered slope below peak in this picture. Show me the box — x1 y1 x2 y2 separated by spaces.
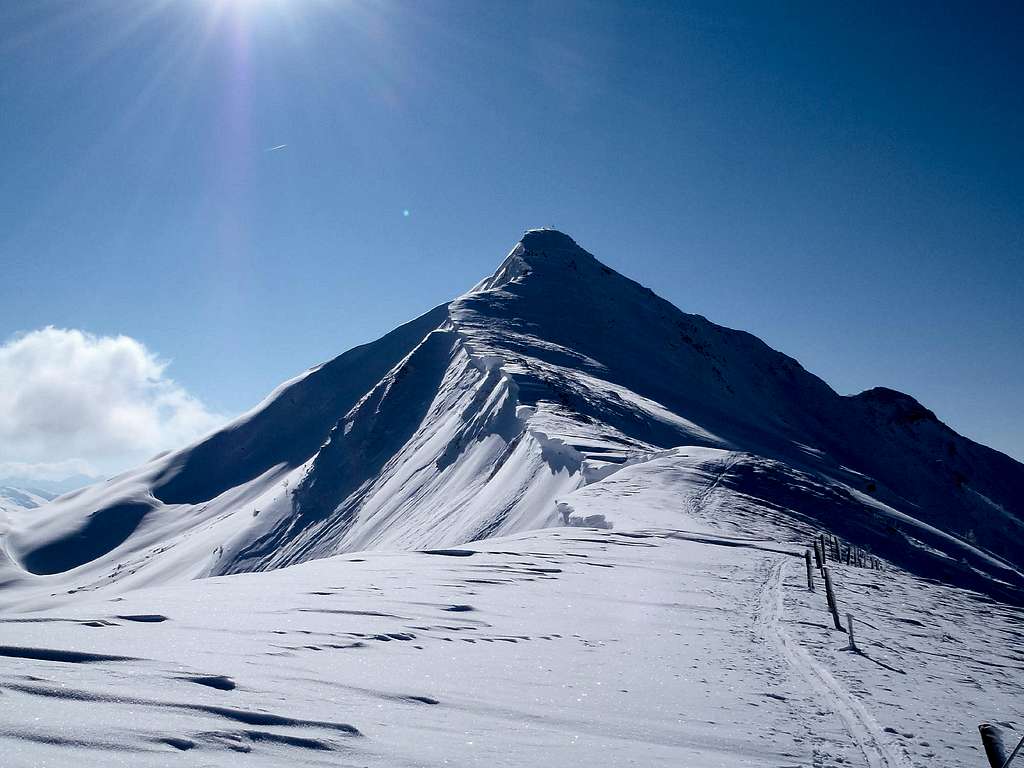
556 447 1024 603
211 327 580 575
451 230 1024 590
453 230 838 456
151 303 451 507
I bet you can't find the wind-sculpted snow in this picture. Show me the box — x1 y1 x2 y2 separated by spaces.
214 328 576 573
2 229 1022 610
152 303 451 506
18 502 153 575
558 448 1024 602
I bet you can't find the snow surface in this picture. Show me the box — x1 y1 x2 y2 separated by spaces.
1 229 1022 765
1 526 1020 767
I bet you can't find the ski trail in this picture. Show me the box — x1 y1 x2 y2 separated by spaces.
688 452 742 517
755 558 912 768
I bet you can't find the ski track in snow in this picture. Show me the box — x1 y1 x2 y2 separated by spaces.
755 557 912 768
692 453 742 515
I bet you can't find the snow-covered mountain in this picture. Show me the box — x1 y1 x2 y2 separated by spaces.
3 230 1023 768
3 229 1022 609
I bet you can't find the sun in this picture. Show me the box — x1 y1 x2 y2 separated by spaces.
207 0 287 17
201 0 296 31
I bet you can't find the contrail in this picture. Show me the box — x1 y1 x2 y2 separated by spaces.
265 144 287 152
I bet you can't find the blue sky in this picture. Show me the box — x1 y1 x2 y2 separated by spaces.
0 0 1021 475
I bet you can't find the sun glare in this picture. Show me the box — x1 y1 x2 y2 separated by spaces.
206 0 286 21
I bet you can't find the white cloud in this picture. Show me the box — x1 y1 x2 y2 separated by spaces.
0 327 227 480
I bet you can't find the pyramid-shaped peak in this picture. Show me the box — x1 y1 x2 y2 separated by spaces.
519 228 582 253
515 229 599 267
475 229 602 292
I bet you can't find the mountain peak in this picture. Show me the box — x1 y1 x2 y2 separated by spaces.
476 228 600 293
518 228 581 253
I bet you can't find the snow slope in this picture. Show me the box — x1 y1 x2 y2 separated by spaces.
5 229 1021 610
1 526 1020 767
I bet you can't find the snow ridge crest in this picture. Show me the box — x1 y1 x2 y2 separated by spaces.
474 228 600 293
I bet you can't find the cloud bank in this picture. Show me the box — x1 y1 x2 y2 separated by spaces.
0 328 227 482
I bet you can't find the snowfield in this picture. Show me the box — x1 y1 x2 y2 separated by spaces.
2 525 1020 767
1 230 1021 766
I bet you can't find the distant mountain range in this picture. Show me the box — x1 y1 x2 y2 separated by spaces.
0 474 96 496
0 485 55 515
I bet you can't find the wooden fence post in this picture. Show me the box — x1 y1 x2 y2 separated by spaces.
832 536 840 559
979 723 1009 768
813 540 823 570
823 567 843 631
846 612 858 652
805 549 815 592
998 733 1024 768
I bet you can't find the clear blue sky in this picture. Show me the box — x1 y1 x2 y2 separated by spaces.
1 0 1022 466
